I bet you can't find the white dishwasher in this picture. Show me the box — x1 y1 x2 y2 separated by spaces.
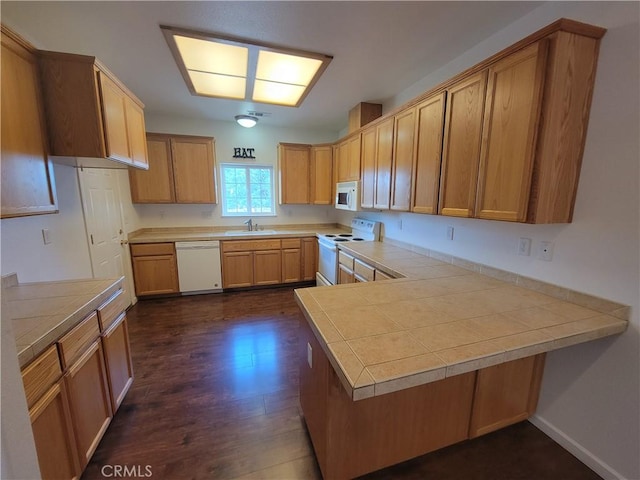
175 241 223 294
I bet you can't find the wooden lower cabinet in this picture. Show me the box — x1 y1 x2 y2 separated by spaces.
131 243 179 296
338 264 355 284
300 316 546 479
301 237 318 281
102 313 134 413
222 251 253 288
30 380 80 480
65 340 113 469
282 240 302 284
253 250 282 286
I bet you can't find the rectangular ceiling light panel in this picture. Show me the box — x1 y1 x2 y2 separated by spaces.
162 26 332 107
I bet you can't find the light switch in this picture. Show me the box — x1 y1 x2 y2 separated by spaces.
42 228 51 245
307 343 313 368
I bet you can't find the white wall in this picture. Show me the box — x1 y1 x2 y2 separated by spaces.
0 163 93 282
134 114 339 229
341 2 639 478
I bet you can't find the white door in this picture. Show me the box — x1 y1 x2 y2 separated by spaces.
78 168 133 304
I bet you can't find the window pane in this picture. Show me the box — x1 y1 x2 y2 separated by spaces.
221 164 273 216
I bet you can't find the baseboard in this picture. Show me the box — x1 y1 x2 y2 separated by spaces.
529 415 626 480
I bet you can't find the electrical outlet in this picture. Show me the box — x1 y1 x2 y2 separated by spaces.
447 226 454 240
539 241 554 261
518 237 532 256
307 343 313 368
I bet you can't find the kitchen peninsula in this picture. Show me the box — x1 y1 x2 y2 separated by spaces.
295 242 628 479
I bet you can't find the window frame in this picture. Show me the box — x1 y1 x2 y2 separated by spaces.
219 163 276 217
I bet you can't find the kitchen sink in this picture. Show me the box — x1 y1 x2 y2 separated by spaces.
224 230 277 235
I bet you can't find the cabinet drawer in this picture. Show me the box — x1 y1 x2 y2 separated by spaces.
97 289 128 332
281 238 301 249
130 242 174 256
354 259 375 281
222 239 281 252
21 345 62 409
375 269 394 281
338 251 354 269
58 312 101 369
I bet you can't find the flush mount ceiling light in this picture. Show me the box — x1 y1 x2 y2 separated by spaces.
161 26 333 107
235 115 258 128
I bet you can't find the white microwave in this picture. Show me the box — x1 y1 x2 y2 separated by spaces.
335 181 360 211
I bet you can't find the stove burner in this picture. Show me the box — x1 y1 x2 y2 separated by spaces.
352 238 364 241
338 234 353 237
333 238 349 242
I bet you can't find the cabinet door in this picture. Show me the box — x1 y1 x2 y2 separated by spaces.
391 108 416 211
310 145 333 205
439 71 487 217
132 254 179 296
129 134 175 203
254 250 282 286
476 41 548 222
360 127 377 209
102 313 134 413
301 237 318 281
124 98 148 169
1 28 58 218
171 137 217 203
347 134 361 181
412 92 446 214
65 340 112 469
222 251 253 288
374 118 394 209
98 72 131 164
279 144 310 204
30 380 80 480
282 248 302 283
337 140 350 182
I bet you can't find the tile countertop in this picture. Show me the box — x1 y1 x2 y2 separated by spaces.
2 274 125 368
128 224 349 243
294 241 629 401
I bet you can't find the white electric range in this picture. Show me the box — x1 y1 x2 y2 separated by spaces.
316 218 381 286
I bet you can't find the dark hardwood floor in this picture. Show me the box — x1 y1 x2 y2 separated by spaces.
82 286 601 480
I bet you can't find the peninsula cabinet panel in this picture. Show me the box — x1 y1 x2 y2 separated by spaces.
469 354 546 438
390 107 416 211
30 380 80 480
129 135 174 203
65 340 112 469
172 136 217 203
1 26 58 218
438 71 487 218
476 41 548 222
38 51 148 168
278 143 311 204
360 127 377 209
411 92 446 214
310 145 333 205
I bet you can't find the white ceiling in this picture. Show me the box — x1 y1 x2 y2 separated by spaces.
2 1 544 132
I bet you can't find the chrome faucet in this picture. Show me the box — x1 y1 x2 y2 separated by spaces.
243 218 253 231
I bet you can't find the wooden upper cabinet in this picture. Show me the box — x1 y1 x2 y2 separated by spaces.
278 143 311 204
129 134 216 204
374 118 394 209
360 127 377 209
390 108 416 211
476 41 548 222
38 51 148 169
1 26 58 219
172 136 217 203
337 134 361 182
310 145 333 205
438 71 488 218
411 92 446 214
